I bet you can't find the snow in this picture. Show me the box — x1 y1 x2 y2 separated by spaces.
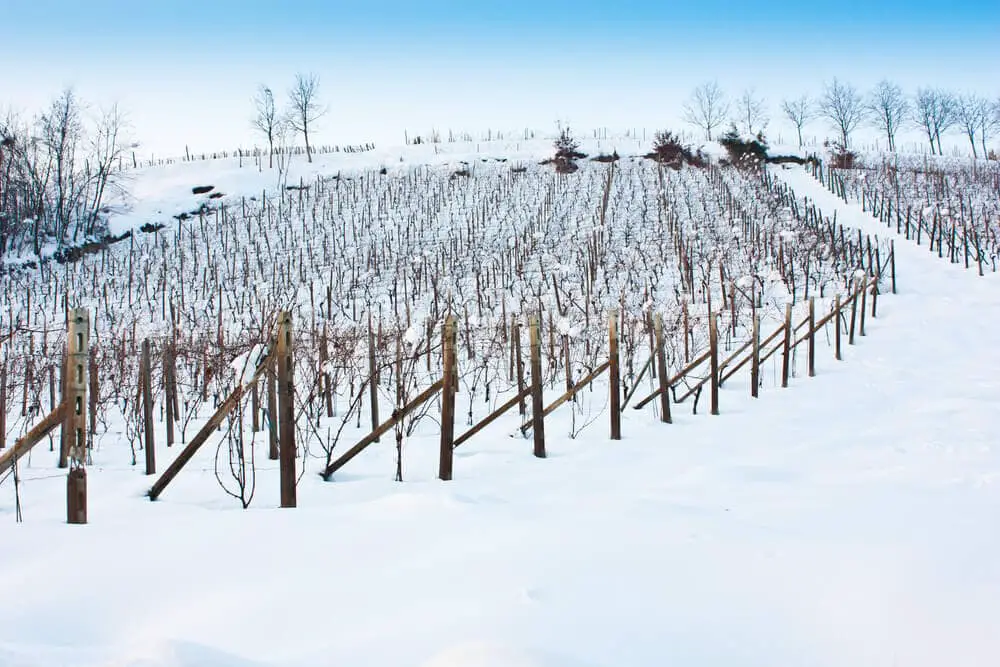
2 153 1000 667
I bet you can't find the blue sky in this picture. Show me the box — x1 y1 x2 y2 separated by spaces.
3 0 998 155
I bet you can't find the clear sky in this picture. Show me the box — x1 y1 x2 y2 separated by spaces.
3 0 998 156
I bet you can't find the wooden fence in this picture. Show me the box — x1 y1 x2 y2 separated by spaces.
1 269 887 520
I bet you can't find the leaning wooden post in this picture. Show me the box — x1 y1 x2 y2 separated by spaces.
808 297 816 378
66 308 89 525
141 339 155 475
781 302 792 388
528 315 546 458
439 316 457 481
653 314 671 424
276 312 296 508
266 360 278 460
608 310 622 439
709 311 719 415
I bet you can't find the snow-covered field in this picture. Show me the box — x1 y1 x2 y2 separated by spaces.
1 140 999 667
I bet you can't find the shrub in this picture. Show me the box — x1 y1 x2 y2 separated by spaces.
718 126 769 169
647 130 708 169
825 139 858 169
551 127 585 173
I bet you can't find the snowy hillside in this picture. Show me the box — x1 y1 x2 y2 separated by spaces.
1 139 999 667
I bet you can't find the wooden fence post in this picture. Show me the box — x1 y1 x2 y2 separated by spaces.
266 361 278 460
368 317 380 441
609 310 622 439
890 240 897 293
0 363 6 449
66 308 89 525
141 339 155 475
871 273 879 318
250 379 260 433
709 312 719 415
781 303 792 388
808 297 816 377
849 281 859 345
751 314 760 398
859 276 868 337
513 316 527 416
835 295 842 360
163 346 175 445
89 354 98 448
654 315 671 423
276 311 296 508
439 316 456 481
528 315 546 458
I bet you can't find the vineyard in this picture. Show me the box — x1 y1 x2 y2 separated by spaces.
823 154 1000 272
0 141 893 513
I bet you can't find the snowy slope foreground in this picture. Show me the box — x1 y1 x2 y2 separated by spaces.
1 153 999 666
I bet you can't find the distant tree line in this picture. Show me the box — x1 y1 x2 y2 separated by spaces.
682 79 1000 157
0 89 134 261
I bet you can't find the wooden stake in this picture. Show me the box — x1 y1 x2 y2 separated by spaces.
709 312 719 415
654 315 671 423
835 295 842 360
514 317 527 416
0 364 6 449
276 311 296 508
266 360 278 460
751 313 760 397
528 314 546 458
439 316 457 481
871 274 879 318
66 308 89 525
609 310 622 439
368 320 380 441
781 303 792 388
141 339 155 475
808 297 816 378
859 277 868 337
849 282 859 345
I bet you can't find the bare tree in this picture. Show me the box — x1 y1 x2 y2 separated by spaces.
954 94 990 158
781 95 816 148
252 85 283 169
287 73 326 163
735 88 768 136
84 103 132 239
866 80 908 152
818 79 866 149
40 88 85 244
913 88 956 155
682 81 729 141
